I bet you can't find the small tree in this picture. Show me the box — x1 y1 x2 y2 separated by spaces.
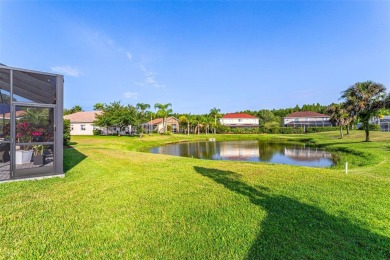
327 104 349 138
94 101 137 135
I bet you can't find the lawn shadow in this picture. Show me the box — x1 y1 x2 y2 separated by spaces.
194 166 390 259
63 147 87 173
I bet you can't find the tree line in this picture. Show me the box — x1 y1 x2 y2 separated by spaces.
64 81 390 141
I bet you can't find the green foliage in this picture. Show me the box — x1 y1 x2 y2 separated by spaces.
93 129 102 135
93 103 104 111
63 119 71 145
64 105 83 115
94 101 137 133
341 81 387 141
358 124 381 131
305 126 340 133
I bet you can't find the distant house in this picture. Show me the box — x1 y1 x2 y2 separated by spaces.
282 111 332 127
145 117 180 133
220 113 259 128
64 111 135 135
372 115 390 132
64 111 103 135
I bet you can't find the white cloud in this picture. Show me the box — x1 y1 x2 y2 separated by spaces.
123 92 139 99
51 66 81 77
126 52 132 61
136 64 165 88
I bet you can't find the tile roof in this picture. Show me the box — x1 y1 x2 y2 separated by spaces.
222 113 258 119
3 110 27 119
146 116 178 125
63 111 103 123
285 111 330 118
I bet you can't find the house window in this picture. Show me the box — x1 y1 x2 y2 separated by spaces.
71 125 74 131
81 125 86 131
294 118 298 122
238 119 242 122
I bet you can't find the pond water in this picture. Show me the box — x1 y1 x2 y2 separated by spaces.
150 140 336 167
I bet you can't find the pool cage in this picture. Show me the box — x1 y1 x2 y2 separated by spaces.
0 65 63 181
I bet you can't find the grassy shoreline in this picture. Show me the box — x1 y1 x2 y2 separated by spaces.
1 131 389 258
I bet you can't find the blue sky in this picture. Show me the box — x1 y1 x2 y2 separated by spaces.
1 1 389 114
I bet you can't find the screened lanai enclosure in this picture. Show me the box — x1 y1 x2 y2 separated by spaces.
0 65 63 181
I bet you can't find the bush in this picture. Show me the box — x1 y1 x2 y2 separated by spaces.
305 126 340 133
93 129 102 135
358 124 381 131
63 119 71 145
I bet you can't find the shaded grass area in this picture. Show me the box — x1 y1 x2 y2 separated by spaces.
0 131 389 258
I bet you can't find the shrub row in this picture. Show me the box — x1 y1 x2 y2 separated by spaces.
215 125 340 134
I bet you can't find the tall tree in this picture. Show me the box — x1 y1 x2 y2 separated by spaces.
209 108 221 134
154 103 172 133
341 81 387 141
136 103 151 134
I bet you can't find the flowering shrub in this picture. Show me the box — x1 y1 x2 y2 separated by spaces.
16 122 49 144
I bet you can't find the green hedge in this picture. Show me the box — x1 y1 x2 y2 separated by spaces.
215 126 340 134
358 124 381 131
305 126 340 133
63 119 71 145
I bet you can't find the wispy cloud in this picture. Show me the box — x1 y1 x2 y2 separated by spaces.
77 26 133 61
126 52 132 61
51 66 81 77
136 64 165 88
123 92 139 99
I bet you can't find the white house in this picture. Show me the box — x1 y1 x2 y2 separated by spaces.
220 113 259 128
282 111 332 127
64 111 103 135
64 111 136 135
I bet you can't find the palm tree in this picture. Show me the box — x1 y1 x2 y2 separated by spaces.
326 104 349 138
136 103 151 134
209 108 221 134
154 103 172 133
179 115 190 135
341 81 387 141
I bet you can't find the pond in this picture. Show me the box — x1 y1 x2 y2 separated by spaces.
150 140 336 167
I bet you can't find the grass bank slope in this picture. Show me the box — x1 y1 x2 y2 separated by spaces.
0 131 389 258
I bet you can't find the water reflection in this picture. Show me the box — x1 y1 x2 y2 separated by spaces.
150 140 336 167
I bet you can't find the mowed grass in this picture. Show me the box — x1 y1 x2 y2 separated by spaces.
0 131 389 258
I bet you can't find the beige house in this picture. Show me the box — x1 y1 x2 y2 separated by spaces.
220 113 259 128
146 117 179 133
282 111 331 127
64 111 103 135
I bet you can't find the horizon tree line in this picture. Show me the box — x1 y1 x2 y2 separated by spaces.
64 80 390 140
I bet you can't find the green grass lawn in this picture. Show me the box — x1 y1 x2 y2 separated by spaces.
1 131 389 258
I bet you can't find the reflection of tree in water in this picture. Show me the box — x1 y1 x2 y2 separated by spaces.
194 166 390 259
258 142 285 162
